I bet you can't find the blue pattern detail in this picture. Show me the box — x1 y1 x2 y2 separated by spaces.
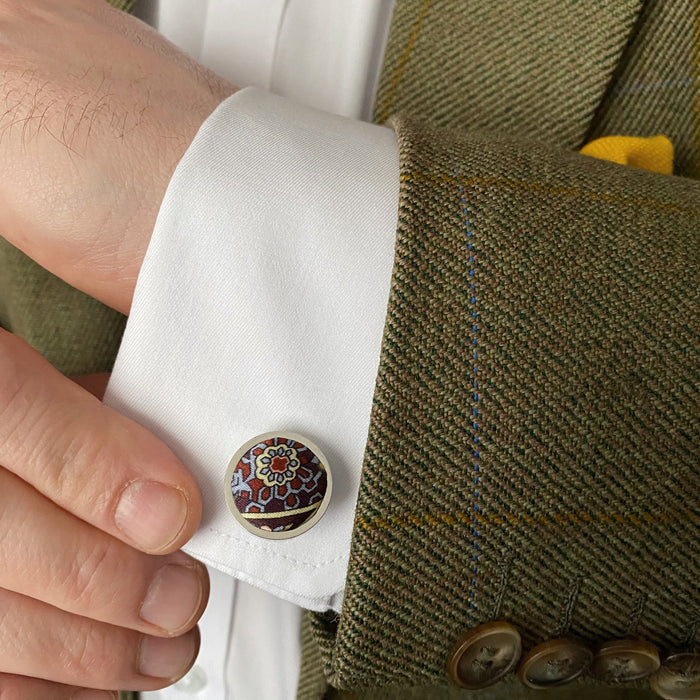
615 76 695 95
453 159 480 621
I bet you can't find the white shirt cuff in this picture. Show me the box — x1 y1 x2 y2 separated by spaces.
105 87 399 612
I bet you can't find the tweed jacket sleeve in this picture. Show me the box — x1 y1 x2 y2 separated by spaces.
301 115 699 699
298 0 700 698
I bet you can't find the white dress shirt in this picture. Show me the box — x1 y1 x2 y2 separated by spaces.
105 1 397 698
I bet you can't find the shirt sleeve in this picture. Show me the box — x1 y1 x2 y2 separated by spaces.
104 87 399 612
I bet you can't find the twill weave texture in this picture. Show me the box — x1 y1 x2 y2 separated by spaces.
586 0 700 177
305 120 700 693
374 0 643 149
299 1 700 696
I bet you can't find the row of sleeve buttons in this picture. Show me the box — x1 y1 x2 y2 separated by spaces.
447 622 700 698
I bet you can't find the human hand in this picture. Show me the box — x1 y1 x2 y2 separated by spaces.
0 5 231 695
0 0 237 314
0 329 208 698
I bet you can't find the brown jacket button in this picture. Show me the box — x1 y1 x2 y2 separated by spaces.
447 621 522 689
518 637 593 689
649 652 700 699
590 638 660 682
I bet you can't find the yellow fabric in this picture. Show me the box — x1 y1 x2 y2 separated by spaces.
580 135 674 175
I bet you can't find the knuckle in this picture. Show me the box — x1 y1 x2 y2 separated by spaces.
46 418 106 504
5 396 73 499
47 409 123 516
61 622 134 683
65 537 122 610
63 624 106 679
0 331 122 520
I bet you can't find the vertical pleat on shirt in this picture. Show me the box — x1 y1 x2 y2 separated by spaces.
198 0 287 89
270 0 396 120
152 0 209 67
374 0 644 149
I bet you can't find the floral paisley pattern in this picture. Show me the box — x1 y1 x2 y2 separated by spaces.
230 435 328 533
255 444 300 487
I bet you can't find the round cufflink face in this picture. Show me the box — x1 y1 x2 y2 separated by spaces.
225 432 332 540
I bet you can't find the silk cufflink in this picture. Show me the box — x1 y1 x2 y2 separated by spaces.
225 432 332 540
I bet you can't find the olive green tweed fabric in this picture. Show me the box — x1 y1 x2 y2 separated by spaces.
300 616 660 700
374 0 643 149
108 0 137 12
0 239 126 375
297 610 332 700
306 120 699 693
586 0 700 178
0 1 696 699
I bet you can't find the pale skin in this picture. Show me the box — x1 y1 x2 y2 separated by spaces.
0 0 238 697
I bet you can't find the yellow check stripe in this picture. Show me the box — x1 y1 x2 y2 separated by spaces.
243 502 321 519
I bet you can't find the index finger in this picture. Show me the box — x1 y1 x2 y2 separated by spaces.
0 329 201 553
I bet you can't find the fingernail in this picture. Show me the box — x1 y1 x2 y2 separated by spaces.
72 690 118 700
139 633 197 679
115 480 188 552
140 564 203 633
